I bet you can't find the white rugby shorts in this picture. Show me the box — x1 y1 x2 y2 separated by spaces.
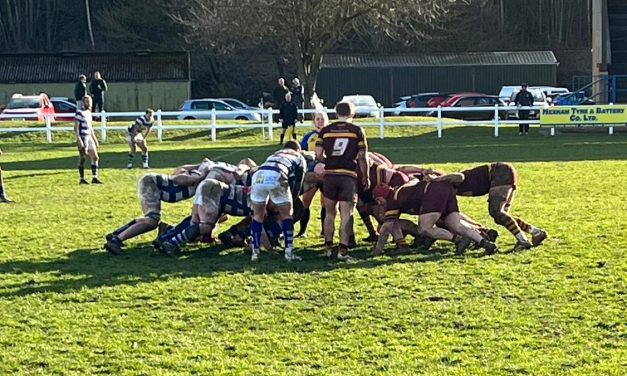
126 132 144 144
250 169 291 205
81 135 97 151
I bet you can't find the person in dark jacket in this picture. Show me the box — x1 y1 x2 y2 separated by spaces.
279 92 299 145
291 77 305 110
513 83 534 135
89 71 108 113
74 74 87 102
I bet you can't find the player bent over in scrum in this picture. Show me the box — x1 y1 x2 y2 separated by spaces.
103 160 211 255
75 95 102 184
250 141 306 262
370 180 498 257
432 162 547 251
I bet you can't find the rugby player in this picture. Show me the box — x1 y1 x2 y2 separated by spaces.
0 147 12 203
103 159 212 255
126 108 154 169
250 141 306 262
431 162 547 251
370 180 498 257
315 101 369 261
74 95 102 184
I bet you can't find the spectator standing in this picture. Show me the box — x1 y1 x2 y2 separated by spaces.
74 74 87 102
291 77 305 110
273 77 289 108
514 83 534 135
0 147 13 203
89 71 108 114
279 92 299 145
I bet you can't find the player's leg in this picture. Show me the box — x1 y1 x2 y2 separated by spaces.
296 187 317 237
443 212 497 255
488 186 531 250
279 124 287 145
505 189 548 247
270 181 299 261
126 133 136 169
323 197 338 256
337 200 356 260
0 163 12 202
77 145 87 184
87 142 101 184
136 138 149 169
357 201 378 242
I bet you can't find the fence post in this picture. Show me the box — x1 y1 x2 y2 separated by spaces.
210 108 217 142
493 104 499 137
436 106 442 138
156 109 163 142
379 106 385 139
100 110 107 143
45 114 52 143
609 126 614 135
267 107 274 141
550 127 555 136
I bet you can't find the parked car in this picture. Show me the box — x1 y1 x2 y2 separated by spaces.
1 93 55 121
429 94 507 120
219 98 258 110
177 98 261 121
506 88 549 119
532 86 570 101
393 92 444 115
341 95 380 118
552 91 596 106
427 92 482 108
50 97 77 121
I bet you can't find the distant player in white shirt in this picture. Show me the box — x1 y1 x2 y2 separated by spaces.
74 95 102 184
127 108 154 169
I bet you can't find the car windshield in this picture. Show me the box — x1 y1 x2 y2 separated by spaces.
510 90 545 102
7 97 40 109
222 99 245 108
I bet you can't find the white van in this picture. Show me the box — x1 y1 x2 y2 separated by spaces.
531 86 570 100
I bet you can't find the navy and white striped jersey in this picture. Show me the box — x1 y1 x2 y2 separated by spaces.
156 174 196 203
220 185 252 217
258 149 306 199
75 109 93 137
128 114 154 135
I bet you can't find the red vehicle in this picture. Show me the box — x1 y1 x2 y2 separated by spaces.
426 92 483 107
50 97 78 122
429 94 507 120
1 93 56 122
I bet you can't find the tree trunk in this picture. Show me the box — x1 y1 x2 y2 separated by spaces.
85 0 95 49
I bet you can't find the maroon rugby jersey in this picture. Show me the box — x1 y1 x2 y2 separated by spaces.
382 180 429 220
316 121 367 178
457 164 491 196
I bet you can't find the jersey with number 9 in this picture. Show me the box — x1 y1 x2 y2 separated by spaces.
316 121 367 178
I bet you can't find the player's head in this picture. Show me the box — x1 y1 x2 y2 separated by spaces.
145 108 154 120
278 77 285 86
521 83 528 90
372 183 391 205
79 74 86 82
283 140 301 152
94 71 101 80
313 111 329 132
292 78 300 86
335 101 355 118
82 95 93 110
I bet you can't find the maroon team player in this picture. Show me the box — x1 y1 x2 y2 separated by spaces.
432 162 547 251
315 101 369 261
370 180 498 257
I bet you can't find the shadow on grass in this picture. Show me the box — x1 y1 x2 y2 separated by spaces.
0 242 489 298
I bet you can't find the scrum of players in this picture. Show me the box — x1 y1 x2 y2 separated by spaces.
103 101 547 261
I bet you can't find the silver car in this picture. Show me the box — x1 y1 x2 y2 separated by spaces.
177 99 261 121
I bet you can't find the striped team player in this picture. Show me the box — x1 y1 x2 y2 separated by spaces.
104 160 212 255
250 140 306 262
127 108 155 169
74 95 102 184
159 180 254 256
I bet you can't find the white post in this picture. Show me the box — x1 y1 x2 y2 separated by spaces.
436 106 443 138
550 127 555 136
267 107 274 141
493 104 499 137
45 114 52 143
100 110 107 143
609 126 614 135
379 106 385 139
210 108 217 142
156 109 163 142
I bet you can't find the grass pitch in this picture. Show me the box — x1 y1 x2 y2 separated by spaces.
0 125 625 375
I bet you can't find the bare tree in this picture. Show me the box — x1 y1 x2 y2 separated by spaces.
85 0 96 49
174 0 465 106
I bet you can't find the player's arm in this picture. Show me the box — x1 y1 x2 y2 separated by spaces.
172 171 206 186
143 124 153 139
74 114 84 148
357 128 369 189
430 172 464 185
90 126 99 148
314 142 325 163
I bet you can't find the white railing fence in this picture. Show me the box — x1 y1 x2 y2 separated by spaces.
0 105 618 143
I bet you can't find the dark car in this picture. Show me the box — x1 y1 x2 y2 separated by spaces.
552 92 596 106
393 92 446 115
50 97 77 122
430 94 507 120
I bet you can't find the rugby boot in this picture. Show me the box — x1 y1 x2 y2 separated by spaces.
91 177 103 184
513 240 533 252
348 235 357 249
142 162 150 169
157 222 173 235
387 245 412 257
127 162 133 169
251 248 260 262
284 250 302 262
418 237 436 252
79 178 89 185
152 238 163 252
105 232 113 241
531 229 548 247
159 241 180 258
324 242 336 259
0 195 13 203
480 239 499 255
454 236 472 256
336 252 353 262
362 234 379 243
104 237 124 256
218 231 235 248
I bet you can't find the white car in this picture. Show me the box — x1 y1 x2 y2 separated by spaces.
341 95 380 118
506 88 549 119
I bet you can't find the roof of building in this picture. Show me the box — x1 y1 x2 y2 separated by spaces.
0 51 190 83
321 51 558 68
